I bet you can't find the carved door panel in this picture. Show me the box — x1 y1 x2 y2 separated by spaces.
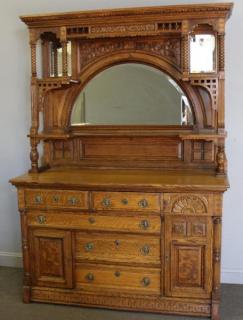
165 216 212 298
29 228 73 288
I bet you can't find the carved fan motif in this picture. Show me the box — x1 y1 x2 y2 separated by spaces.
171 196 207 214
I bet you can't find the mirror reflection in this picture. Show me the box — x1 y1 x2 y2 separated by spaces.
71 63 193 126
190 34 216 73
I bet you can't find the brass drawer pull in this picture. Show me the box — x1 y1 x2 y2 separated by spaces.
139 219 150 230
53 195 60 203
138 199 149 208
114 271 121 277
121 198 128 205
86 273 94 282
141 277 150 287
35 195 42 204
101 198 111 207
85 242 94 252
88 217 96 224
141 245 150 256
68 197 78 205
36 215 46 224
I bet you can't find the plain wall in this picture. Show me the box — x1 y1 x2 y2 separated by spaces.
0 0 242 284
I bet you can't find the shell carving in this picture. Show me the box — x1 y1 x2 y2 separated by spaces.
171 196 207 214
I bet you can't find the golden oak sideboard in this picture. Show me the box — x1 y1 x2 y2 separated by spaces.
10 3 233 320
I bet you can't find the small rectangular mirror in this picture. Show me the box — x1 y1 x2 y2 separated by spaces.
190 34 216 73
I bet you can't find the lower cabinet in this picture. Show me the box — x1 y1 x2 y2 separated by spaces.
29 228 73 288
165 216 213 299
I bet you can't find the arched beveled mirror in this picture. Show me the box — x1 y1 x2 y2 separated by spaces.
71 63 194 126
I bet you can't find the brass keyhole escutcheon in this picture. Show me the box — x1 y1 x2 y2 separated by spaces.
86 273 94 282
114 271 121 277
141 277 150 287
68 197 77 205
138 199 148 208
141 244 150 256
88 217 96 224
85 242 94 252
53 195 59 202
114 239 121 247
121 198 128 205
139 219 150 230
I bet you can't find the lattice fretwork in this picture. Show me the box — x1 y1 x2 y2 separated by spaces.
190 78 218 110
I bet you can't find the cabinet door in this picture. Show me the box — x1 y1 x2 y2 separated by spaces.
165 216 212 298
29 228 73 288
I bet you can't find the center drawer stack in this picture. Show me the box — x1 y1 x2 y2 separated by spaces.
76 191 162 295
26 189 162 295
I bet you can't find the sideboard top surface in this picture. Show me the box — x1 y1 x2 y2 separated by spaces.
10 168 229 192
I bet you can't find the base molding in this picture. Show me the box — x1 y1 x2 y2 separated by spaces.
31 287 211 317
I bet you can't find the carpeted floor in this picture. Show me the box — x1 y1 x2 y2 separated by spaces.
0 266 243 320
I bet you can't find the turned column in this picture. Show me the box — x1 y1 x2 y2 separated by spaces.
212 216 222 320
60 26 68 76
18 189 31 303
29 30 39 172
182 20 190 80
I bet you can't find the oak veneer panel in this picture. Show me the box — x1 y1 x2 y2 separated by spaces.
82 137 181 161
29 228 73 288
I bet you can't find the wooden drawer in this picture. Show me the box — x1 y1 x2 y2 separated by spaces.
92 192 160 212
163 193 214 215
76 263 160 295
75 232 160 265
27 212 161 235
25 189 88 210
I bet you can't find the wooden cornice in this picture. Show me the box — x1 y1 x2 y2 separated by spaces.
20 3 233 28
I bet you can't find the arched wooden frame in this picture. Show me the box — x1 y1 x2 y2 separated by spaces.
58 52 206 131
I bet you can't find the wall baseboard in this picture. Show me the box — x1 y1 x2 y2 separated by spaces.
0 251 242 284
0 251 23 268
221 269 243 285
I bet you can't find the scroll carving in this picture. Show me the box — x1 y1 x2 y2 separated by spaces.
78 38 181 70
